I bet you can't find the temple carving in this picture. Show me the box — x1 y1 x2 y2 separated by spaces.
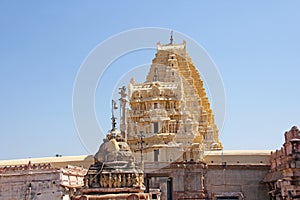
126 40 222 163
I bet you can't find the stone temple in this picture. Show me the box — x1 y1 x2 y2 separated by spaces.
1 37 300 200
126 39 223 164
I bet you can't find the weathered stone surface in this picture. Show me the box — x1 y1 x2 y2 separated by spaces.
206 164 269 199
94 132 133 163
264 126 300 199
0 162 87 200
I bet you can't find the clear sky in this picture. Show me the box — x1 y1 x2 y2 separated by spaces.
1 1 300 160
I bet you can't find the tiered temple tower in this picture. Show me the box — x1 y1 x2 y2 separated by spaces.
126 39 222 163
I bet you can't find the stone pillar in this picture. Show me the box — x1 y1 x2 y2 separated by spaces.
119 86 127 141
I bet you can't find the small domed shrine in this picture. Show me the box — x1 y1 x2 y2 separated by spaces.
73 101 150 200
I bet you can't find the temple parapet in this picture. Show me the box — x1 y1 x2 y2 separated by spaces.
0 161 52 171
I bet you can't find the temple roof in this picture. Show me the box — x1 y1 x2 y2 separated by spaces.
157 40 186 52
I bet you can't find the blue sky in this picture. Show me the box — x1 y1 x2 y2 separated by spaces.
1 1 300 160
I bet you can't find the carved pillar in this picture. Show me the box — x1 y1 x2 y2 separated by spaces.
119 86 127 141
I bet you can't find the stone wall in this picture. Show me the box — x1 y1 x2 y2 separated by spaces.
264 126 300 199
0 162 87 200
0 163 62 200
206 164 269 200
145 161 207 200
144 159 270 200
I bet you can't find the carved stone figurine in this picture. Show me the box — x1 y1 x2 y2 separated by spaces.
100 174 105 187
139 174 144 187
117 174 122 188
127 174 132 187
131 174 137 186
113 174 119 188
104 174 109 188
121 174 127 187
134 173 140 187
108 174 113 188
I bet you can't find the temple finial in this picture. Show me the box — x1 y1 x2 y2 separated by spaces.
170 30 173 44
111 99 118 130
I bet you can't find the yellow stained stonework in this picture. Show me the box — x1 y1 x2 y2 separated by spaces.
126 40 222 163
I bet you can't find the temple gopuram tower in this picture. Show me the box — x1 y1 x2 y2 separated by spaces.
126 37 222 163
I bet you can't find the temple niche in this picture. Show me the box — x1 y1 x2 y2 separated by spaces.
126 39 222 164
